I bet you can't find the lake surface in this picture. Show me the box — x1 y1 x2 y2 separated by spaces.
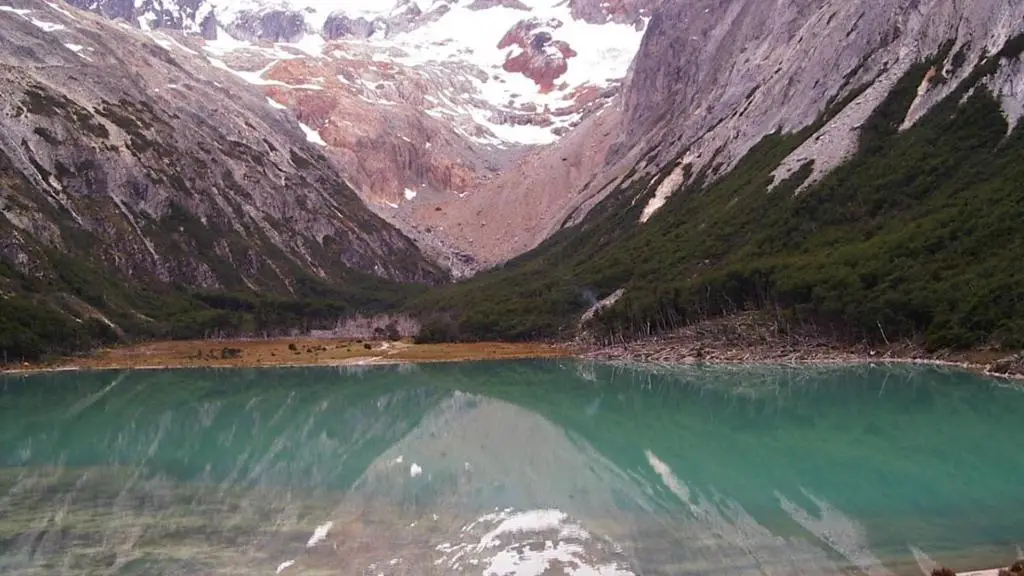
1 361 1022 575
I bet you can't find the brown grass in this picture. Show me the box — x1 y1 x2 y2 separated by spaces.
8 339 572 373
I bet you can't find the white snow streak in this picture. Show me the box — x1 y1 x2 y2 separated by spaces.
298 122 327 146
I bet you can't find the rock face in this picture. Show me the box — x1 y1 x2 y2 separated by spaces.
0 0 442 295
322 13 378 40
65 0 209 34
568 0 652 27
30 0 1022 280
419 0 1024 266
226 9 305 42
586 0 1024 224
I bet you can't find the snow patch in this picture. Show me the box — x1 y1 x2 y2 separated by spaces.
409 462 423 477
298 122 327 146
30 17 64 31
275 559 296 573
0 5 30 15
63 43 91 60
207 57 324 90
280 33 325 58
403 188 417 201
202 26 252 56
640 162 687 223
266 96 287 110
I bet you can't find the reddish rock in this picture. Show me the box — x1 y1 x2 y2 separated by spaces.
499 19 577 93
257 54 481 207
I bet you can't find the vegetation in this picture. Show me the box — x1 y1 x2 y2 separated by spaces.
411 37 1024 351
5 38 1024 361
0 235 427 363
1 85 437 364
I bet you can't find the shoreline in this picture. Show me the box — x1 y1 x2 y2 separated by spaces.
2 336 1022 381
577 315 1024 381
582 347 1024 382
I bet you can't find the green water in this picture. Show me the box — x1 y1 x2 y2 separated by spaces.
0 361 1021 575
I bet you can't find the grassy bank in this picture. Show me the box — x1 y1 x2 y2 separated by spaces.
1 339 571 373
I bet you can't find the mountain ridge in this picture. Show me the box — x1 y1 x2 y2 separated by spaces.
0 0 442 359
55 0 657 273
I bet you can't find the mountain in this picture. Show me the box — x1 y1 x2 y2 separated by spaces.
0 0 443 359
413 0 1024 350
53 0 658 274
4 0 1024 359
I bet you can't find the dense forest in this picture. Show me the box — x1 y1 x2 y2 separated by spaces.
412 37 1024 351
0 254 426 362
3 37 1024 362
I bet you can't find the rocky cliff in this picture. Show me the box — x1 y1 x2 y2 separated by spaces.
410 0 1024 350
577 0 1024 225
0 0 442 302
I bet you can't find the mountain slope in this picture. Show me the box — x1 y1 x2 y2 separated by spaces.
0 0 443 360
567 0 1024 226
49 0 658 273
411 20 1024 351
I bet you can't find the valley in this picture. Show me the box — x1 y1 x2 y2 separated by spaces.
1 0 1024 367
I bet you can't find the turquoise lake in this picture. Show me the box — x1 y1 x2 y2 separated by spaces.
0 361 1022 575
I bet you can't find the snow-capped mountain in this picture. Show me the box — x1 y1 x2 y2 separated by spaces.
63 0 655 236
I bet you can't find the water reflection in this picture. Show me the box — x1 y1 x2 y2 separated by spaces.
0 362 1022 575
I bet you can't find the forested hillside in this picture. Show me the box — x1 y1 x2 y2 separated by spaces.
412 38 1024 352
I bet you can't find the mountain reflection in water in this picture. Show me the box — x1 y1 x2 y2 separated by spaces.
1 361 1022 575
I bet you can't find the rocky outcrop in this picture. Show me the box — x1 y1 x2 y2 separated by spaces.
0 0 442 293
226 9 305 42
569 0 653 28
499 18 577 93
567 0 1024 227
322 13 378 40
66 0 206 32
